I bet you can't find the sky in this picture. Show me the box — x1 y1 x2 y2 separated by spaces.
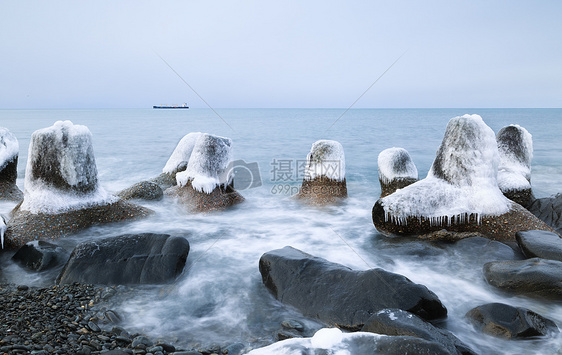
1 1 561 109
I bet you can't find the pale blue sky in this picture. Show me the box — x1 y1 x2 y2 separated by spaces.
1 1 561 108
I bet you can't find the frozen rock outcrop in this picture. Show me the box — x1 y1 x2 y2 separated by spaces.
165 133 244 212
372 114 554 241
497 125 534 207
0 127 23 201
4 121 151 249
378 147 418 197
296 140 347 205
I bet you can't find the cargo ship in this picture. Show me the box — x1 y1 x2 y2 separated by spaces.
153 103 189 109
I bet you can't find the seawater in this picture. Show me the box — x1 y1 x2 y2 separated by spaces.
0 108 561 354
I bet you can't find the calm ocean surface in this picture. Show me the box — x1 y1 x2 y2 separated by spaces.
0 108 561 353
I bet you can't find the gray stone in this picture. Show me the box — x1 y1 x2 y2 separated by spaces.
483 258 562 298
528 193 562 234
259 246 447 329
516 230 562 261
57 233 189 285
12 240 69 271
466 303 559 338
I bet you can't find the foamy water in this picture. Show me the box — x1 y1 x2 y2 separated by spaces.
0 108 561 354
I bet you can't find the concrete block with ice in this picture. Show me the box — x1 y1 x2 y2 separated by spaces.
0 127 23 201
372 114 554 242
165 133 244 212
497 124 534 207
378 147 418 197
296 140 347 205
4 121 151 249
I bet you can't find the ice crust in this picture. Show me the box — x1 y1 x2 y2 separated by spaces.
497 125 533 191
0 127 19 171
247 328 383 354
304 140 345 181
175 133 233 194
378 147 418 184
162 132 203 174
20 121 116 214
381 114 511 225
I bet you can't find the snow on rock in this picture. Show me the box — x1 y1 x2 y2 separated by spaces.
378 147 418 184
304 140 345 181
175 133 233 194
20 121 116 214
162 132 203 174
496 125 533 206
0 127 19 172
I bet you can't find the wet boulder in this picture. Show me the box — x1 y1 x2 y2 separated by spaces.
378 147 418 198
362 309 476 355
57 233 189 285
12 241 69 271
165 133 244 212
516 230 562 262
4 121 151 249
259 246 447 329
296 140 347 205
372 114 554 242
117 181 163 201
496 125 534 207
528 193 562 234
0 127 23 201
465 303 559 339
483 258 562 298
248 328 451 355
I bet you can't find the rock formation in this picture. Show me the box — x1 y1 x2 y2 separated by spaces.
378 147 418 198
0 127 23 201
372 114 554 242
165 133 244 212
497 125 534 207
4 121 151 249
296 140 347 205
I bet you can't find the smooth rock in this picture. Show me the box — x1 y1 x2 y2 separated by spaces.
483 258 562 298
57 233 189 285
528 193 562 234
11 240 69 271
516 230 562 261
259 246 447 329
465 303 559 338
362 309 476 355
117 181 163 201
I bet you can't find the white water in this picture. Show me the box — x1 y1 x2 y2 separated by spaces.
0 109 560 354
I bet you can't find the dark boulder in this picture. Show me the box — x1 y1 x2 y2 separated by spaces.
516 230 562 262
483 258 562 298
117 181 164 201
57 233 189 285
362 309 476 355
259 246 447 329
528 193 562 234
12 241 69 271
465 303 559 339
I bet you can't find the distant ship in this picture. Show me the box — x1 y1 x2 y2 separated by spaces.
153 103 189 109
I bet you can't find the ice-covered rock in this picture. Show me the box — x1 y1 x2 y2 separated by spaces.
4 121 151 249
248 328 452 355
259 246 447 329
165 133 244 212
0 127 23 201
378 147 418 197
296 140 347 205
372 114 554 241
497 125 534 206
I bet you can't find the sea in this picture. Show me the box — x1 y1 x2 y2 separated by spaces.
0 108 561 354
